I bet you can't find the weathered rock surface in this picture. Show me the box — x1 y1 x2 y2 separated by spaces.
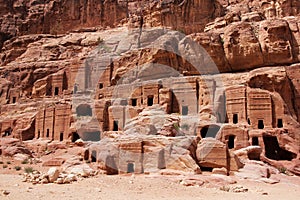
22 167 91 185
0 0 300 178
42 157 65 167
224 22 264 70
47 167 60 183
0 138 32 157
234 146 263 161
124 106 183 137
235 160 280 181
0 0 225 50
66 163 94 177
88 135 201 174
196 138 228 169
212 167 228 176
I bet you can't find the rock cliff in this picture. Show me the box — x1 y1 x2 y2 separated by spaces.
1 0 300 175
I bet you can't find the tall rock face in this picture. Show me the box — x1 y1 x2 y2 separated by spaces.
223 22 264 71
1 0 300 175
0 0 127 46
145 0 224 33
1 0 300 50
0 0 224 49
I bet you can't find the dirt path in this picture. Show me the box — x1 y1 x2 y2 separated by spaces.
1 173 300 200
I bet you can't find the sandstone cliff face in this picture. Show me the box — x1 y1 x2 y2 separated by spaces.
200 17 300 72
0 0 225 50
0 0 126 48
1 0 300 175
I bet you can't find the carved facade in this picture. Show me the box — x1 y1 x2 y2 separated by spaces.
225 85 284 130
35 103 71 141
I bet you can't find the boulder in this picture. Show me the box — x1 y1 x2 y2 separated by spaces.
143 136 201 174
68 164 94 177
229 152 244 171
13 153 29 162
42 158 66 167
47 142 67 151
181 174 236 188
88 136 200 174
124 107 169 136
47 167 60 183
212 167 228 176
75 139 85 147
196 138 228 169
3 145 32 157
258 19 294 65
235 160 279 180
234 146 262 160
65 174 77 183
159 169 192 176
223 22 264 71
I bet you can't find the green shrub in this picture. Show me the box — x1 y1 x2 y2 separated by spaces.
173 123 180 131
6 161 11 164
24 167 34 174
220 38 224 44
97 37 104 44
3 165 8 169
279 167 287 174
0 161 3 164
220 185 230 192
15 166 21 171
21 159 28 164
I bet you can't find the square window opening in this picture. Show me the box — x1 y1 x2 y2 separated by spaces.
147 96 154 106
131 98 137 107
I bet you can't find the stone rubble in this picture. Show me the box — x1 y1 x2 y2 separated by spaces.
22 166 96 185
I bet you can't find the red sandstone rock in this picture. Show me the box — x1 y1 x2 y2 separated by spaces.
47 167 60 183
258 19 294 65
223 22 264 70
212 167 228 176
87 136 200 174
196 138 228 169
235 160 280 181
234 146 263 161
0 0 300 178
2 144 32 157
42 157 66 167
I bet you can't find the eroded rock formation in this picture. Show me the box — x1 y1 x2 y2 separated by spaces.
1 0 300 175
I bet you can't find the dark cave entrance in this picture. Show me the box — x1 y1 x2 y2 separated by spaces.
263 136 296 161
106 156 118 175
277 119 283 128
71 132 80 142
60 132 64 141
200 125 220 138
127 163 135 173
252 137 259 146
228 135 235 149
233 113 238 124
91 150 97 162
147 96 154 106
258 120 264 129
113 120 119 131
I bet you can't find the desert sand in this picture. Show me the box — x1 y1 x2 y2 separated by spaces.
1 172 300 200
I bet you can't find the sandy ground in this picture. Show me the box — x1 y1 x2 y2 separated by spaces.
1 144 299 200
0 172 300 200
